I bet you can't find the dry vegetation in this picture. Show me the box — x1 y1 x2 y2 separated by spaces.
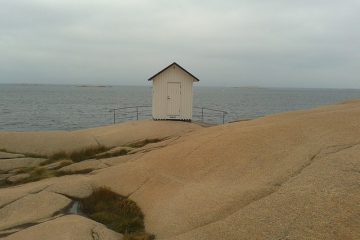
49 145 111 162
1 138 166 187
126 138 163 148
2 166 93 187
80 187 155 240
95 148 130 159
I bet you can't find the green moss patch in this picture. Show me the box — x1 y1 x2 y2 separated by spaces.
80 187 154 239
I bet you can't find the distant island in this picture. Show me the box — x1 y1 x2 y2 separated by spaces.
76 85 112 88
231 86 267 89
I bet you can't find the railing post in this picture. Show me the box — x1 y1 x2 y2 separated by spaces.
113 109 116 124
201 108 204 122
136 106 139 120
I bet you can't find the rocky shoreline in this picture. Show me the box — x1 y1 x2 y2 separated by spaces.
0 120 201 240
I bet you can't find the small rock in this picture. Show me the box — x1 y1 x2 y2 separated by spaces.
6 173 31 183
0 151 25 159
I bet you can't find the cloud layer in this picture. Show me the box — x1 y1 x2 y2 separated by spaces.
1 0 359 88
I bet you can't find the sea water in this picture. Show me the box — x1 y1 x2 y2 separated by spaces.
1 84 360 131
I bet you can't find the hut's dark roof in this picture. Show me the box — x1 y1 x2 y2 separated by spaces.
148 62 200 82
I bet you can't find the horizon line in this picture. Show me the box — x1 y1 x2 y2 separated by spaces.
0 83 360 90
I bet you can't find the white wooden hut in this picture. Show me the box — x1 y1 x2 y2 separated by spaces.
148 62 199 121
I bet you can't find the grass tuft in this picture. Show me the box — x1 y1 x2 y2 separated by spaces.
48 145 111 162
49 151 68 161
95 149 129 159
56 169 94 176
1 167 94 188
0 179 8 188
69 145 110 162
80 187 153 238
23 153 46 158
127 139 163 148
56 160 73 169
9 167 56 185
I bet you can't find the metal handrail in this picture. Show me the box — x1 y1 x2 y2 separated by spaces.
193 106 228 124
110 106 151 124
112 106 151 110
110 105 228 124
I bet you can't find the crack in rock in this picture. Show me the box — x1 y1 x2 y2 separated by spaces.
0 214 65 238
127 177 151 199
0 183 53 210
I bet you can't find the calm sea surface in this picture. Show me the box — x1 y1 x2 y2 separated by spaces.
1 84 360 131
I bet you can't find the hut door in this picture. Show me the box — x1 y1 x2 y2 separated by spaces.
167 83 181 116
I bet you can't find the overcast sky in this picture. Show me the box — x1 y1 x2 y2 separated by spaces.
0 0 359 88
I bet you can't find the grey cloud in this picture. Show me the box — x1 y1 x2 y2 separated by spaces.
0 0 359 88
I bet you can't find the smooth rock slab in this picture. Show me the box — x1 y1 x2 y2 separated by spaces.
4 215 123 240
47 175 94 199
0 158 47 172
0 190 71 231
0 152 25 159
0 182 52 208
